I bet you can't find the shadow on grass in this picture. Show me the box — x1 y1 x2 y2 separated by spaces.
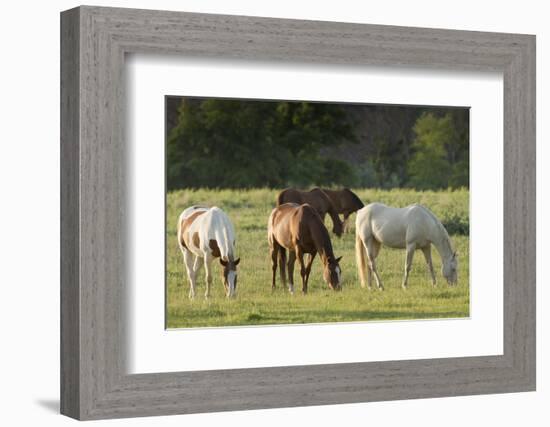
167 308 467 328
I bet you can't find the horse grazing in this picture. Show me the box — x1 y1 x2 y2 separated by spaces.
322 188 364 232
355 203 458 290
268 203 343 294
177 206 240 299
276 188 343 237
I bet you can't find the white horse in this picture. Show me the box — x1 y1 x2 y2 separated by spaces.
177 206 240 299
355 203 458 290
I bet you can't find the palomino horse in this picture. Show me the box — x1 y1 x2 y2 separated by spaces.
355 203 458 290
322 188 364 232
276 188 343 237
268 203 343 294
177 206 240 299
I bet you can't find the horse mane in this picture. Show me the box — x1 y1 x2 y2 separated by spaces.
301 204 336 262
221 226 233 261
210 207 235 261
414 204 453 253
276 189 289 206
310 188 340 215
310 187 329 199
343 188 365 209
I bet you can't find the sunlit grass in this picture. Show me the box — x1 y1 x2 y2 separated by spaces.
166 188 469 328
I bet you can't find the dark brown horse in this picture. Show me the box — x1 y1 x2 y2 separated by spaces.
322 188 365 231
268 203 343 294
276 188 343 237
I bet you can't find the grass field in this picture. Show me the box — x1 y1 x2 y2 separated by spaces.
166 188 469 329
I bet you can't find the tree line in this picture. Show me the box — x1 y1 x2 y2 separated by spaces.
166 97 469 191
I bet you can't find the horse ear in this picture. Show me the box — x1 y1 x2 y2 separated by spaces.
234 257 241 266
336 256 343 263
220 258 228 266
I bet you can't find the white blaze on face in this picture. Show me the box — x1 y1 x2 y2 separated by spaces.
335 266 342 285
227 270 237 297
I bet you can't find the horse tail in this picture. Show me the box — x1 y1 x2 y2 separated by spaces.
355 233 368 288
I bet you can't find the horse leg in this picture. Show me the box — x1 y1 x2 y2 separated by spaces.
342 213 350 233
366 239 384 290
421 245 436 287
372 240 383 290
270 243 279 291
305 252 316 288
279 247 287 291
296 247 308 294
203 256 213 299
193 255 204 295
356 235 369 289
402 243 416 290
305 253 313 269
193 255 203 275
182 250 197 299
367 261 373 290
287 251 296 294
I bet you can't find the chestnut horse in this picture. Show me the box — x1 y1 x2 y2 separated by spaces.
322 188 364 232
276 188 343 237
268 203 343 294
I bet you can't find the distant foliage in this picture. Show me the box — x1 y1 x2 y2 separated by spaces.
166 98 470 191
407 112 469 189
167 99 356 190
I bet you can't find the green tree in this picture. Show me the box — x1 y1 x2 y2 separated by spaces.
167 98 356 190
407 112 469 190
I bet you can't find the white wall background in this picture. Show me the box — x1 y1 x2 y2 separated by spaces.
0 0 546 425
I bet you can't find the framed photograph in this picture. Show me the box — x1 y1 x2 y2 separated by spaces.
61 6 535 420
164 97 470 329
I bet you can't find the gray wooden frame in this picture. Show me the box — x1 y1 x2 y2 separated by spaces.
60 5 536 421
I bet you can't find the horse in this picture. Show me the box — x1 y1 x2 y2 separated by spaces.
268 203 343 294
355 203 458 290
177 206 240 299
322 188 365 232
276 188 343 237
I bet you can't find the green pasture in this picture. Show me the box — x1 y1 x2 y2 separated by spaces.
166 188 469 328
